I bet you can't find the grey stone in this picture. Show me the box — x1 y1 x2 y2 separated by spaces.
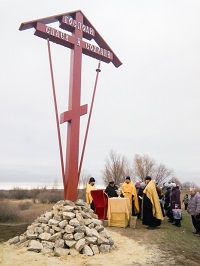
83 219 93 226
38 232 51 241
41 247 53 254
82 245 93 256
95 225 105 232
63 233 74 240
75 199 86 206
59 220 68 228
85 236 97 245
35 227 43 234
52 225 64 233
108 237 114 246
85 227 93 236
63 205 75 212
54 239 65 248
74 232 84 241
41 241 54 249
76 213 83 222
90 244 100 255
63 212 76 220
43 226 50 233
65 240 76 248
88 223 95 229
26 231 38 240
49 232 62 242
80 211 92 219
69 218 80 226
75 238 85 252
9 236 20 244
38 217 49 224
27 240 43 252
64 224 74 234
92 218 102 226
99 244 111 253
99 228 110 238
48 219 60 226
44 211 53 220
53 214 62 221
74 225 86 233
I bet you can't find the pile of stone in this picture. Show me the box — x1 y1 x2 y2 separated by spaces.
9 199 114 256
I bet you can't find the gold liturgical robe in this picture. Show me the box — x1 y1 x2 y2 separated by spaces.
143 180 164 220
86 183 96 204
122 181 139 214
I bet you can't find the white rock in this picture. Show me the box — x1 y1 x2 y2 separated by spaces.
48 219 60 226
64 224 74 233
63 212 76 220
38 232 51 241
27 240 43 252
69 218 80 226
82 245 93 256
75 238 85 252
65 240 76 248
59 220 68 228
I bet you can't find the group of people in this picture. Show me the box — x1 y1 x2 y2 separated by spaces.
85 176 200 235
163 182 182 227
86 175 164 230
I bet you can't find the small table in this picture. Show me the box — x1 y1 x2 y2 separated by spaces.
107 197 131 227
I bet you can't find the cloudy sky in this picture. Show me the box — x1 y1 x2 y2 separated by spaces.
0 0 200 188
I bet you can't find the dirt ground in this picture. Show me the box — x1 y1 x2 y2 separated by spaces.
0 229 171 266
0 218 199 266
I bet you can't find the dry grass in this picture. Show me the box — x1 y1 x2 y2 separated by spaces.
0 199 53 223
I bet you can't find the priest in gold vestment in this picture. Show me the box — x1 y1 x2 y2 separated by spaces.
142 176 164 229
86 177 96 210
122 176 139 216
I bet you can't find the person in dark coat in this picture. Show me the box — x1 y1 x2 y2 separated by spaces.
164 183 171 218
137 182 146 219
104 181 118 198
169 183 181 226
142 176 164 229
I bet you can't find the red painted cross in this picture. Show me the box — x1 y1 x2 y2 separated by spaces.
19 10 122 201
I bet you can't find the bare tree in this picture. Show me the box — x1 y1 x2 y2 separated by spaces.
153 163 174 185
102 150 132 186
182 181 191 189
133 154 155 181
79 170 91 189
182 181 199 189
168 177 182 187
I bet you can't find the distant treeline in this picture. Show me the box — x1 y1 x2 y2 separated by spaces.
0 187 86 203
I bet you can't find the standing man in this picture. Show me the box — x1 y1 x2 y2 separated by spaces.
86 177 96 210
122 176 139 216
142 176 164 229
187 188 200 236
104 180 118 198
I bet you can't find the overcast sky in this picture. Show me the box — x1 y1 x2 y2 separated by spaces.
0 0 200 188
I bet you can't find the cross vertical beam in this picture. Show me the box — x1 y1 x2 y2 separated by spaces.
61 12 86 201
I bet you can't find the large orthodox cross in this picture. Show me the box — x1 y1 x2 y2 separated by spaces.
19 10 122 201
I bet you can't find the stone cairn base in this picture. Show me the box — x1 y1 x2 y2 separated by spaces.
9 199 115 257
